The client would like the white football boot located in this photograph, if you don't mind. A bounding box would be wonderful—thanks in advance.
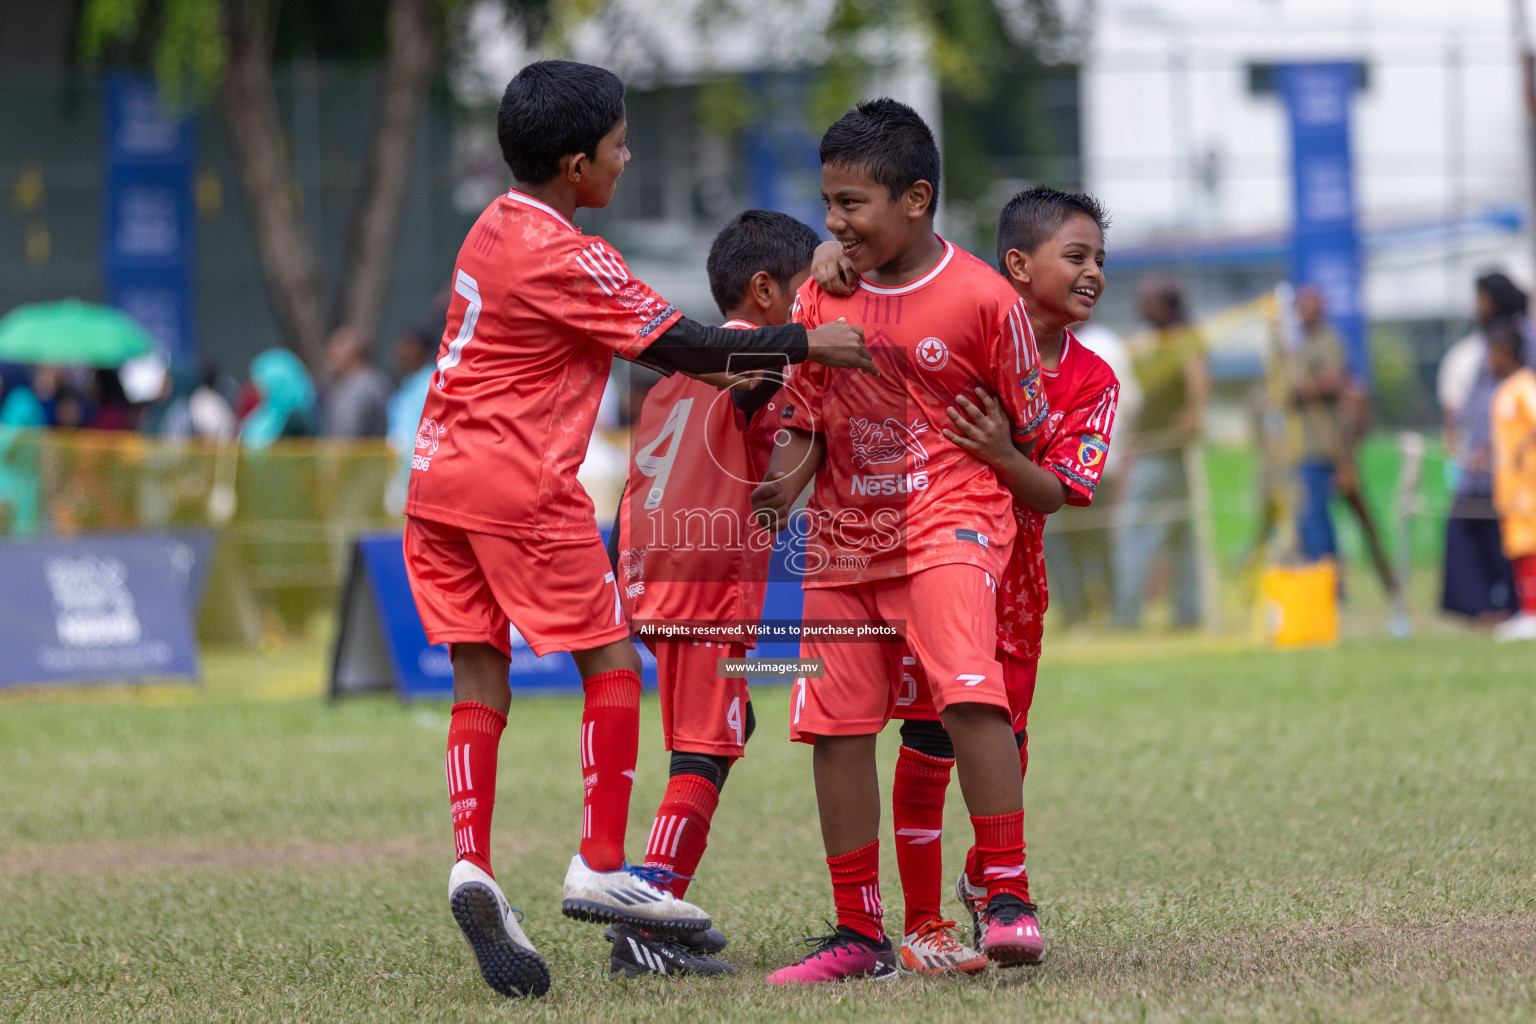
[448,860,550,998]
[560,855,711,935]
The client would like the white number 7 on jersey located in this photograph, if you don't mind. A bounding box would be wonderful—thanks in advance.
[633,397,693,509]
[436,270,481,389]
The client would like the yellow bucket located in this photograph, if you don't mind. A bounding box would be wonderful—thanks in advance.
[1259,560,1340,648]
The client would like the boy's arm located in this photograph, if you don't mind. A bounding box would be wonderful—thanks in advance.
[943,389,1068,514]
[558,240,875,375]
[644,316,874,375]
[751,430,825,532]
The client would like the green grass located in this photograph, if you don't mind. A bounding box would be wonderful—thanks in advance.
[2,636,1534,1022]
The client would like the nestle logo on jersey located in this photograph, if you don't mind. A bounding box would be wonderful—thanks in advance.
[851,472,929,496]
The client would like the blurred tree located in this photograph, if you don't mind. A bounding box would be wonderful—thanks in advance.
[78,0,554,371]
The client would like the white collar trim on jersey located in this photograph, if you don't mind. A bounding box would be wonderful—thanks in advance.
[1041,328,1075,378]
[857,239,955,296]
[505,189,577,231]
[720,318,756,330]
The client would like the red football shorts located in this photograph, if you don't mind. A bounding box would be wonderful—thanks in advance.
[895,647,1038,733]
[789,563,1009,744]
[649,640,752,759]
[403,515,630,658]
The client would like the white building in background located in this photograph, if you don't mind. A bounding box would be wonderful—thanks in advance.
[1083,0,1533,322]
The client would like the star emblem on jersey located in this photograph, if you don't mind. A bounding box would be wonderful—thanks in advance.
[915,336,949,371]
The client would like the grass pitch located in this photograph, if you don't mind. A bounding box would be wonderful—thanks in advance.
[1,635,1533,1022]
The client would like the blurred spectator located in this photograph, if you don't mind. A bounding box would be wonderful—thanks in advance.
[385,324,437,512]
[140,362,202,440]
[189,362,237,440]
[1286,286,1350,561]
[1439,274,1527,621]
[240,349,318,450]
[1043,321,1136,627]
[386,324,436,454]
[91,369,134,430]
[1114,274,1209,629]
[323,327,391,439]
[1487,319,1536,641]
[0,380,46,536]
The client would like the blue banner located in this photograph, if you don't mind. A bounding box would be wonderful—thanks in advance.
[102,74,196,358]
[0,533,201,687]
[1279,62,1367,382]
[334,531,807,701]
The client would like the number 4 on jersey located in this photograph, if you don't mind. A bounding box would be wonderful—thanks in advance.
[633,397,694,509]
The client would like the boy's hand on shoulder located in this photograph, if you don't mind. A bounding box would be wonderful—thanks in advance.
[806,319,878,376]
[811,240,858,296]
[943,387,1017,468]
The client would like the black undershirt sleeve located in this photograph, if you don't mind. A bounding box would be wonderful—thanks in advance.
[636,317,809,375]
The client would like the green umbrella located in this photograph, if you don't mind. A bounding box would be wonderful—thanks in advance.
[0,299,157,367]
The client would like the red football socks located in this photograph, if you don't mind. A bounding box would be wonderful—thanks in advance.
[971,810,1030,903]
[446,701,506,876]
[578,668,642,872]
[642,772,720,898]
[829,840,885,941]
[892,745,953,934]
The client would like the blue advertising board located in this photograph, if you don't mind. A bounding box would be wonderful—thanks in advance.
[1278,62,1367,382]
[331,530,807,701]
[0,533,202,687]
[103,74,196,358]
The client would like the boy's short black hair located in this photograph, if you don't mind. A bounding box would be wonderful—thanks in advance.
[497,60,625,184]
[819,98,941,215]
[995,185,1110,267]
[706,210,821,316]
[1486,315,1526,364]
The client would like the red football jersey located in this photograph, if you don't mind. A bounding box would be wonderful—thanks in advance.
[782,240,1049,588]
[997,329,1120,659]
[616,319,780,642]
[406,189,683,538]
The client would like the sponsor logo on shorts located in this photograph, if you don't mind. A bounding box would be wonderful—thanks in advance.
[956,528,989,548]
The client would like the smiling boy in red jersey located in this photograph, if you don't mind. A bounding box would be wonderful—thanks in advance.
[404,60,872,1000]
[750,99,1050,985]
[604,209,821,978]
[814,185,1120,973]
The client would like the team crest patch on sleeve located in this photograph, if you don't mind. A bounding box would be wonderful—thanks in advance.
[1020,368,1042,402]
[1076,432,1109,468]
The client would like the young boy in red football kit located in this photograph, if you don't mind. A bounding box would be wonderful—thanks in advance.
[749,99,1051,985]
[403,60,871,1000]
[814,186,1119,974]
[604,209,822,978]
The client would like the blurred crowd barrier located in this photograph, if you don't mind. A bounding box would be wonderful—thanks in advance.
[0,425,1463,648]
[0,429,398,644]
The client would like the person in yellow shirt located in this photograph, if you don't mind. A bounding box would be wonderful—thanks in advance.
[1488,318,1536,641]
